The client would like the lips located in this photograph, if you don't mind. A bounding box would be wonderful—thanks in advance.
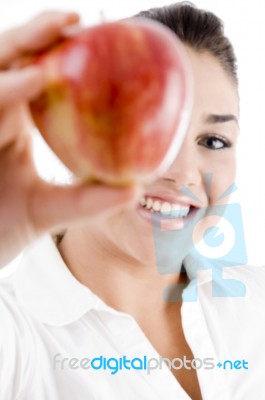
[139,196,190,217]
[137,192,201,230]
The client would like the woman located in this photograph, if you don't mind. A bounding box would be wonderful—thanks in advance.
[0,3,264,400]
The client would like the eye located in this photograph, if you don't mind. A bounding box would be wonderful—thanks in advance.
[198,135,231,150]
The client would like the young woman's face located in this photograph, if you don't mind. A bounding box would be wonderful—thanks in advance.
[90,48,240,262]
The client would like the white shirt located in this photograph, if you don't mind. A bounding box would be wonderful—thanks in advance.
[0,234,264,400]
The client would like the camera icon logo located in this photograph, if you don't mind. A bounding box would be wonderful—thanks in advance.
[191,202,247,267]
[193,216,234,260]
[151,177,247,301]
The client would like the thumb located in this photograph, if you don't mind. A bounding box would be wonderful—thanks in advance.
[29,180,141,234]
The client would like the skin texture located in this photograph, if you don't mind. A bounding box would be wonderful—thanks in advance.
[58,48,239,400]
[0,12,140,268]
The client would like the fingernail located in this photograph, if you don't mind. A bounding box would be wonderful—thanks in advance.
[64,12,80,25]
[61,24,84,38]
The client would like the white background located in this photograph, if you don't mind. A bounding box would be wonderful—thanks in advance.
[1,0,265,270]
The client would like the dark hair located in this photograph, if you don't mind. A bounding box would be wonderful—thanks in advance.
[134,2,238,85]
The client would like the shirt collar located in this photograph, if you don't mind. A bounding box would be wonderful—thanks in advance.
[13,234,112,327]
[12,235,214,327]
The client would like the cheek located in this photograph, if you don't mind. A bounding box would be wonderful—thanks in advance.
[206,157,236,206]
[192,158,237,248]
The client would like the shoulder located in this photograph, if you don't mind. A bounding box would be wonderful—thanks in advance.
[0,276,36,399]
[223,264,265,296]
[182,261,265,312]
[0,275,24,332]
[0,274,28,326]
[191,264,265,316]
[0,274,39,346]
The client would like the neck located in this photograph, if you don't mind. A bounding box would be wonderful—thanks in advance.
[57,224,188,320]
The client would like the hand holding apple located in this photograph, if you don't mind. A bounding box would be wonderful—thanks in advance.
[30,18,192,186]
[0,12,140,268]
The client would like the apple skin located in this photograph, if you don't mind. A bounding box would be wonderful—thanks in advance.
[30,19,192,186]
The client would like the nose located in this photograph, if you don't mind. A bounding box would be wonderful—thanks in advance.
[163,139,202,188]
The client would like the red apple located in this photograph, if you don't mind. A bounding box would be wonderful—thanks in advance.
[30,18,192,186]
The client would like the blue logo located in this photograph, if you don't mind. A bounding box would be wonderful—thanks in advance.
[152,174,247,301]
[216,359,248,370]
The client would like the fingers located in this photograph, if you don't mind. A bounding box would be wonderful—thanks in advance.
[28,180,142,235]
[0,66,44,108]
[0,11,80,108]
[0,11,80,68]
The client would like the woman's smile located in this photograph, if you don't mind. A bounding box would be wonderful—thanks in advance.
[137,192,202,231]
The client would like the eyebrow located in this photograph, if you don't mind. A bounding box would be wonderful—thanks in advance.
[206,114,239,125]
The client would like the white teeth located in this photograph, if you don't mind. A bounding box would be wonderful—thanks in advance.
[146,198,153,209]
[161,202,171,215]
[139,197,146,206]
[171,204,181,216]
[139,197,190,217]
[180,208,190,217]
[153,200,161,212]
[171,204,182,211]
